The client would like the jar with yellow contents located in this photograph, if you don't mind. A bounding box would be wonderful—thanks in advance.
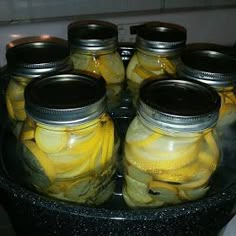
[67,20,125,112]
[5,36,72,137]
[178,47,236,156]
[123,78,221,208]
[126,22,186,105]
[16,73,118,206]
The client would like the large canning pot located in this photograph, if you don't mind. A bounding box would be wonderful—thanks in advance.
[0,51,235,236]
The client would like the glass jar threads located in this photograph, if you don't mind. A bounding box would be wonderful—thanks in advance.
[178,47,236,131]
[5,36,72,137]
[17,73,118,205]
[67,20,125,112]
[126,21,186,105]
[123,78,221,208]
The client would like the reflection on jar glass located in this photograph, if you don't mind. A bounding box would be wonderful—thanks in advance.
[5,36,73,137]
[67,20,125,112]
[17,73,118,206]
[123,78,221,208]
[178,45,236,157]
[126,22,186,106]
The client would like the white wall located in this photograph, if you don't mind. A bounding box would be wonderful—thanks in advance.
[0,7,236,66]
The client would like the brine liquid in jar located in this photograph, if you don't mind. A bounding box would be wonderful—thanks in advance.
[126,21,186,106]
[123,78,221,208]
[68,20,125,113]
[17,73,118,206]
[5,36,72,137]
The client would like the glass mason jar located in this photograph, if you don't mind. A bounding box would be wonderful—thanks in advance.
[178,46,236,156]
[123,78,221,208]
[126,22,187,105]
[67,20,125,112]
[17,73,118,206]
[5,36,73,137]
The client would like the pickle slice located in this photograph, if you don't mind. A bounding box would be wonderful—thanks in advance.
[125,174,152,204]
[159,57,176,74]
[126,117,161,146]
[6,95,15,120]
[204,132,219,157]
[123,186,164,208]
[21,126,35,141]
[153,160,203,183]
[71,53,100,75]
[127,164,153,184]
[35,126,68,153]
[21,141,56,184]
[98,52,125,84]
[127,53,139,80]
[101,119,114,166]
[133,64,156,80]
[93,180,115,205]
[198,151,218,172]
[6,79,25,100]
[137,52,163,71]
[148,181,179,203]
[125,142,198,171]
[179,186,209,201]
[49,151,91,174]
[218,103,236,127]
[177,174,210,190]
[64,177,94,202]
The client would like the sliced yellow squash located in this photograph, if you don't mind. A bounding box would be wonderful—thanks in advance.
[127,164,153,184]
[22,140,56,183]
[126,117,161,146]
[6,95,15,120]
[71,53,100,75]
[148,180,179,203]
[204,131,219,157]
[93,180,115,205]
[35,126,68,153]
[123,186,164,208]
[125,174,152,204]
[64,177,94,201]
[136,52,163,71]
[98,52,125,84]
[126,53,139,80]
[125,141,198,171]
[179,186,209,201]
[159,57,176,75]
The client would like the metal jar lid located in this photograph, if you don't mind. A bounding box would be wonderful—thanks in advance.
[67,20,118,54]
[134,21,186,55]
[179,47,236,88]
[138,78,221,132]
[6,36,72,78]
[24,73,106,125]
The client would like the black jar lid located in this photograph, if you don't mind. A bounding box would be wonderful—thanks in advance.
[179,46,236,87]
[24,73,106,125]
[68,20,118,53]
[134,21,186,55]
[6,36,72,78]
[138,78,221,132]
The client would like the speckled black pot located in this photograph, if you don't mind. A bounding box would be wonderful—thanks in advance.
[0,50,236,236]
[0,127,236,236]
[0,172,235,236]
